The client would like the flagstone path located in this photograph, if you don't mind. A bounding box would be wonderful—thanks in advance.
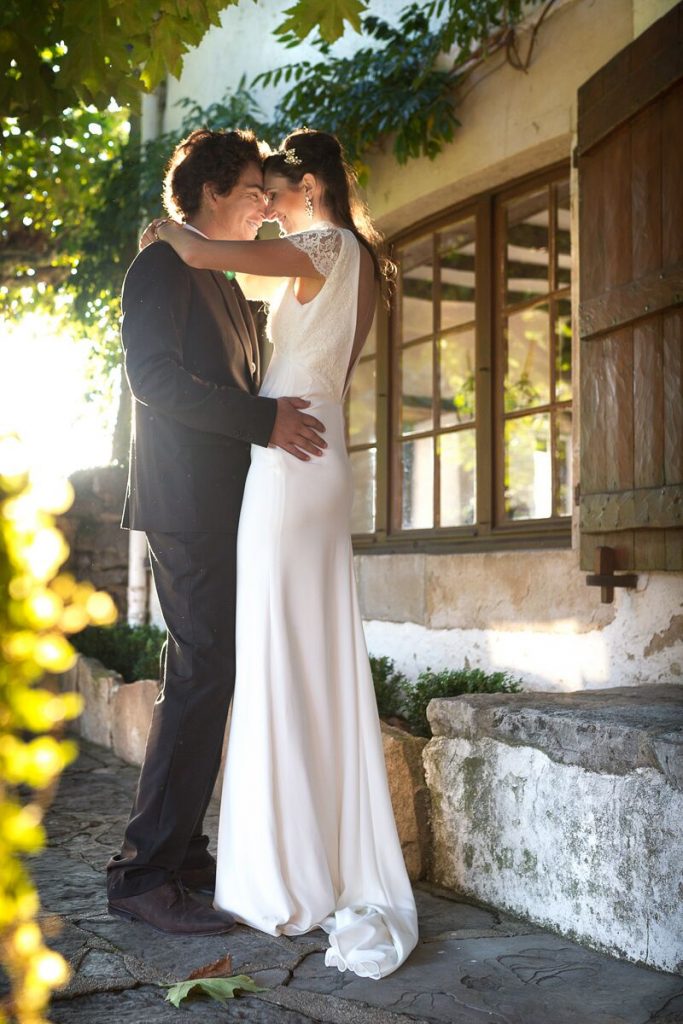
[36,740,683,1023]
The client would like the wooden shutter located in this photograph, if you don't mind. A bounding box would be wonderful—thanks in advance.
[577,1,683,571]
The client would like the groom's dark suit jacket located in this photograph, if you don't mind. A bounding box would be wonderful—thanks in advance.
[120,240,277,533]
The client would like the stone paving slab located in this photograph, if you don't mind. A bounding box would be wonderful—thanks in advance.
[50,987,315,1023]
[29,739,683,1024]
[288,933,683,1023]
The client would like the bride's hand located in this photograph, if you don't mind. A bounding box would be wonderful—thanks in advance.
[139,217,171,250]
[139,217,188,253]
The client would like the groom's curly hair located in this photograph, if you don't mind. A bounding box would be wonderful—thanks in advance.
[163,128,266,220]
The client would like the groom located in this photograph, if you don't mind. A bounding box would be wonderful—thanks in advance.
[106,128,326,935]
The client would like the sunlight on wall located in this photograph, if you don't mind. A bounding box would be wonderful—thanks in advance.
[0,313,115,479]
[363,619,610,692]
[484,627,610,689]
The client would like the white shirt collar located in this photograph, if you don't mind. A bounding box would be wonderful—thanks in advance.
[183,223,209,238]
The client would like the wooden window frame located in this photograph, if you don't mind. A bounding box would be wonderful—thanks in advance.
[353,160,573,555]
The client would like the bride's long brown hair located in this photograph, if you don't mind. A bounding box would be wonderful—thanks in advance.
[264,129,395,296]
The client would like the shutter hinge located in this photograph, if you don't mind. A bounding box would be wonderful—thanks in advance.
[574,482,581,506]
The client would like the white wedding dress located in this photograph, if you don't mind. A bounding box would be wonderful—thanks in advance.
[214,223,418,979]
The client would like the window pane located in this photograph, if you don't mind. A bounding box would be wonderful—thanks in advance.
[439,330,475,426]
[401,437,433,529]
[506,189,549,305]
[363,310,377,356]
[350,448,376,534]
[348,359,376,445]
[504,413,551,520]
[401,341,433,435]
[400,236,433,343]
[439,219,476,329]
[555,180,571,288]
[555,298,572,402]
[440,429,476,527]
[504,304,550,412]
[556,409,572,517]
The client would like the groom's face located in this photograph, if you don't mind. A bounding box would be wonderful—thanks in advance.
[206,162,267,241]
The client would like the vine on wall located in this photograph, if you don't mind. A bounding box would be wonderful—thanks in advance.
[1,0,552,414]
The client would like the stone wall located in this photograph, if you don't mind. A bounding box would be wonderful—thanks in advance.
[424,685,683,973]
[59,466,129,619]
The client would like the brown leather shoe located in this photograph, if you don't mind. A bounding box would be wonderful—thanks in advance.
[179,863,216,894]
[108,880,234,936]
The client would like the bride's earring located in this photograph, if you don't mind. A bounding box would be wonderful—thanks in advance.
[304,192,313,220]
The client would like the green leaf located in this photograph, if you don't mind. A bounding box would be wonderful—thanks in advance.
[275,0,367,44]
[165,975,266,1008]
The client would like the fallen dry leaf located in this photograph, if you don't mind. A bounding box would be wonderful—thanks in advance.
[187,953,233,980]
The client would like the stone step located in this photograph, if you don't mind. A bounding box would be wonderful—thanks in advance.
[425,684,683,973]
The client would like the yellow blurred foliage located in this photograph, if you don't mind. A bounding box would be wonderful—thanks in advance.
[0,435,118,1023]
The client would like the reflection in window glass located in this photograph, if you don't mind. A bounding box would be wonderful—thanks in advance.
[506,190,549,305]
[555,299,572,403]
[504,413,551,520]
[556,410,573,517]
[348,360,376,446]
[350,448,376,534]
[440,430,476,527]
[401,342,433,435]
[555,181,571,288]
[440,331,475,426]
[401,437,433,529]
[362,311,377,357]
[400,236,433,343]
[383,166,572,539]
[439,219,476,329]
[504,305,550,412]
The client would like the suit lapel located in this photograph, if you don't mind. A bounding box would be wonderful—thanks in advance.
[233,280,261,383]
[209,271,254,379]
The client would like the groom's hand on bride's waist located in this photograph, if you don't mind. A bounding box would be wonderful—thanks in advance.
[269,397,327,461]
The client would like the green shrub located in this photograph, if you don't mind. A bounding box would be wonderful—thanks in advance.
[72,623,165,683]
[402,667,523,737]
[369,655,408,720]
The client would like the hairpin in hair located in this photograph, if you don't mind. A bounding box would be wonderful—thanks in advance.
[283,147,302,167]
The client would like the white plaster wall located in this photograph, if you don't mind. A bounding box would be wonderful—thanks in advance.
[160,0,402,134]
[359,552,683,690]
[425,734,683,971]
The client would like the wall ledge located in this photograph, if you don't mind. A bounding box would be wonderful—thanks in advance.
[427,684,683,786]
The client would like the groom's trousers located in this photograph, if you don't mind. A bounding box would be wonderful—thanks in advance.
[106,530,237,898]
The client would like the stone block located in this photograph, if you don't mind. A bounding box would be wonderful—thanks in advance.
[111,679,159,766]
[74,657,121,749]
[427,683,683,781]
[423,549,615,632]
[424,685,683,972]
[381,723,431,881]
[357,553,426,624]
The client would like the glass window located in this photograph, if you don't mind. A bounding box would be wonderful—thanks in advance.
[345,314,378,536]
[500,176,572,524]
[506,190,549,306]
[350,448,376,534]
[400,236,433,343]
[401,437,434,530]
[439,219,476,329]
[392,213,480,531]
[345,164,572,546]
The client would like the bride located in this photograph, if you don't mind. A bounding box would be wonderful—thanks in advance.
[149,128,418,979]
